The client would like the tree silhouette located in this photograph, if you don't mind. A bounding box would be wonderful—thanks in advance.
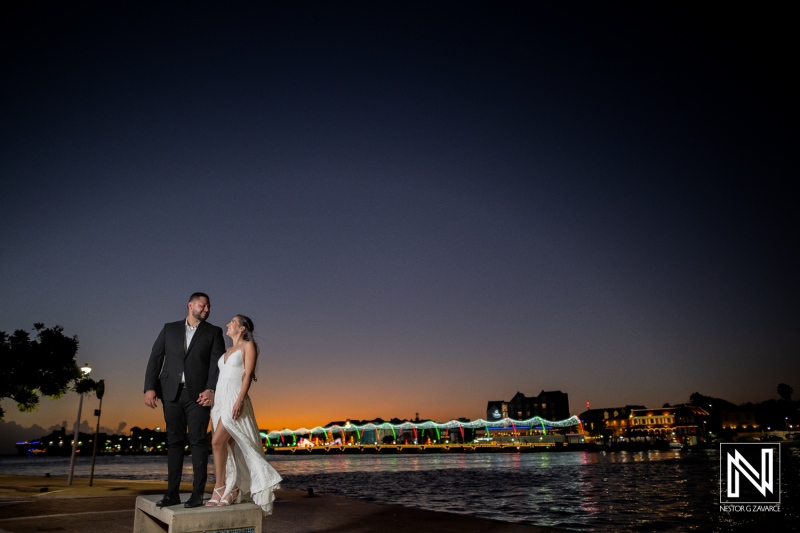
[777,383,793,402]
[0,324,82,419]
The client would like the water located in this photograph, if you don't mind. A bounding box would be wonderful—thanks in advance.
[1,448,797,531]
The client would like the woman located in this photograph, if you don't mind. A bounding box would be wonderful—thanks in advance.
[206,315,282,513]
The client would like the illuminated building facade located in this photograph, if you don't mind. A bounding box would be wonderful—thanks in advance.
[719,406,759,431]
[629,405,710,444]
[579,405,645,441]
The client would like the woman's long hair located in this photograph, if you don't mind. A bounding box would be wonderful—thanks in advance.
[236,314,259,381]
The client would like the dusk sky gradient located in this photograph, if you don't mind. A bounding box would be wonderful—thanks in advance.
[1,3,797,440]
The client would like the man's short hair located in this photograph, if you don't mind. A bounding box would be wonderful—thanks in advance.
[189,292,210,303]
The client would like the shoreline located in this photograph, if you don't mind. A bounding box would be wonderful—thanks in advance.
[0,474,565,533]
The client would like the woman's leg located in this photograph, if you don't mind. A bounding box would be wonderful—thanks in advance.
[208,421,232,505]
[220,437,240,504]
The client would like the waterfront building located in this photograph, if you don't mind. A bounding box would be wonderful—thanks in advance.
[317,417,476,445]
[486,390,570,422]
[578,405,645,442]
[577,404,711,446]
[716,405,763,440]
[628,405,710,445]
[719,406,759,431]
[266,414,582,450]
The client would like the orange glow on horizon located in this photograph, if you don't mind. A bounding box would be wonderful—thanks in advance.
[116,397,485,434]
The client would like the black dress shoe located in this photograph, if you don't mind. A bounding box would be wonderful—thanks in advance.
[184,494,204,508]
[156,495,181,507]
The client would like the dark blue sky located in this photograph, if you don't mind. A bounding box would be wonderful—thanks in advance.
[1,3,796,433]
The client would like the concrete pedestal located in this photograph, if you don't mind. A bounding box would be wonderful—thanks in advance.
[134,494,262,533]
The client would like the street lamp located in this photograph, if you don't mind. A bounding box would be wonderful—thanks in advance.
[67,363,91,486]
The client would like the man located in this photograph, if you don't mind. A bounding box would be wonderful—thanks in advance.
[144,292,225,508]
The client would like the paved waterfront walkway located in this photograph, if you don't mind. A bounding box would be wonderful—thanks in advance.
[0,475,564,533]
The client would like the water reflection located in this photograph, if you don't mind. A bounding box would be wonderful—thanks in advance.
[1,447,796,532]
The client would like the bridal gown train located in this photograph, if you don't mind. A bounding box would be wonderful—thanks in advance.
[210,348,282,514]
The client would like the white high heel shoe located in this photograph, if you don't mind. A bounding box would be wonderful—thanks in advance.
[205,486,225,506]
[219,486,240,506]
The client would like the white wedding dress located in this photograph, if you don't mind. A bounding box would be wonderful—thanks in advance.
[210,348,282,514]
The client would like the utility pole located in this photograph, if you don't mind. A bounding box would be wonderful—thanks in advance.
[89,380,105,486]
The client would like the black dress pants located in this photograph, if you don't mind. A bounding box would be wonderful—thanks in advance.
[163,385,210,497]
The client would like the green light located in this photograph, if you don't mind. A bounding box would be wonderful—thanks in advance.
[263,415,581,443]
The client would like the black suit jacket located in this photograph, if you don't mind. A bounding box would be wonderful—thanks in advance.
[143,320,225,402]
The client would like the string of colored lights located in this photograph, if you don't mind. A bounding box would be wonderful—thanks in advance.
[265,415,581,441]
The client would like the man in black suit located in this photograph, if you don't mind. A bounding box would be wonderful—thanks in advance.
[144,292,225,508]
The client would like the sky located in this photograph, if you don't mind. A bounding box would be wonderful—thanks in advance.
[1,3,797,445]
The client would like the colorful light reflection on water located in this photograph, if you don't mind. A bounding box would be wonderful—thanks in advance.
[1,447,797,531]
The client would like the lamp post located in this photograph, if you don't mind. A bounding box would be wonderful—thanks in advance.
[89,380,105,486]
[67,363,92,486]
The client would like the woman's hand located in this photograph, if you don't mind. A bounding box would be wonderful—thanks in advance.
[232,400,244,420]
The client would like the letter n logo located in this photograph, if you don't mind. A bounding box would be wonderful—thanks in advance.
[720,443,780,504]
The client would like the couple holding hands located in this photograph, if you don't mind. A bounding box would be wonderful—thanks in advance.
[143,292,281,513]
